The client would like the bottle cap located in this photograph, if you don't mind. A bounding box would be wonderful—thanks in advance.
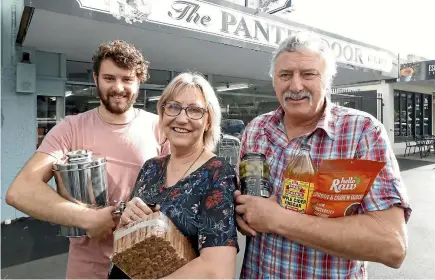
[301,143,311,151]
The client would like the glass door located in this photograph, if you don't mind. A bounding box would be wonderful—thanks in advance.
[423,94,432,135]
[145,89,163,115]
[414,93,422,137]
[36,96,64,149]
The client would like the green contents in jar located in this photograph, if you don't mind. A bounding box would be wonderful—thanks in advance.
[239,160,269,178]
[239,153,271,198]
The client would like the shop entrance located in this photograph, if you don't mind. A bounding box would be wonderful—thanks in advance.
[331,90,384,123]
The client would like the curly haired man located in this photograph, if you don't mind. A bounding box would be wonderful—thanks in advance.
[6,40,168,278]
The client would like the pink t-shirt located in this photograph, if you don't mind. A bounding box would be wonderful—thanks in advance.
[37,108,167,279]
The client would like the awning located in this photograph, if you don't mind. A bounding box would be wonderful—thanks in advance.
[21,0,399,85]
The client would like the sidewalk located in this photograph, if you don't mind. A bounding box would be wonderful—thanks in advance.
[2,158,434,279]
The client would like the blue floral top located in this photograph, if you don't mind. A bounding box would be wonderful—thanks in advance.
[131,155,239,255]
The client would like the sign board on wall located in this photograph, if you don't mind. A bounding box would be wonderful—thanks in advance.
[259,0,293,14]
[426,60,435,80]
[76,0,394,73]
[399,61,423,82]
[399,60,435,82]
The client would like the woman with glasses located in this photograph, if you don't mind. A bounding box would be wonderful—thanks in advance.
[109,72,238,279]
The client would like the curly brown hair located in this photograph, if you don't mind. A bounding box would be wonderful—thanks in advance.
[92,40,149,82]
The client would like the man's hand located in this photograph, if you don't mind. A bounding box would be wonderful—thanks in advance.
[235,192,282,233]
[120,197,160,226]
[234,190,256,236]
[83,206,117,240]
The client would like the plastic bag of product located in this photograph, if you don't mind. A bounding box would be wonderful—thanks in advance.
[112,211,196,279]
[306,159,386,218]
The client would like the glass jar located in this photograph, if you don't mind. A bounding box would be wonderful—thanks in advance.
[239,152,271,198]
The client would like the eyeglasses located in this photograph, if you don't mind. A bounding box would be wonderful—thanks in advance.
[162,103,207,120]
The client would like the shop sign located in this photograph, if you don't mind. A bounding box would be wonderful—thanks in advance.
[77,0,394,72]
[426,60,435,80]
[259,0,293,14]
[399,61,422,82]
[399,60,435,82]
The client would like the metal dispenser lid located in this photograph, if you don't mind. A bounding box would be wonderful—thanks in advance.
[53,149,106,172]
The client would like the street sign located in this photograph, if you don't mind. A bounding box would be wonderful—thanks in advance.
[259,0,292,14]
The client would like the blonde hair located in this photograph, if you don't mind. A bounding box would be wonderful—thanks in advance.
[157,72,221,152]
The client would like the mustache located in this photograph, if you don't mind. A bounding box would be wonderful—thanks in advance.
[108,91,127,97]
[284,91,312,99]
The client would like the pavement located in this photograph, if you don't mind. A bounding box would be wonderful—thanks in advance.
[1,158,434,279]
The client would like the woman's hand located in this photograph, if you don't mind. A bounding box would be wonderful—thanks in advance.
[120,197,160,226]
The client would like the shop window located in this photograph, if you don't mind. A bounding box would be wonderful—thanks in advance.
[394,90,432,142]
[148,69,171,85]
[64,83,146,116]
[210,74,277,137]
[37,96,62,149]
[66,61,93,83]
[218,90,279,138]
[145,89,163,114]
[66,60,172,87]
[423,95,431,135]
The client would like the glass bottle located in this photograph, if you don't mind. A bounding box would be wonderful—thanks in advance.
[280,143,316,213]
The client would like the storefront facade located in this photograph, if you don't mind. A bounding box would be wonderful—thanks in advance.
[1,0,399,221]
[332,59,435,155]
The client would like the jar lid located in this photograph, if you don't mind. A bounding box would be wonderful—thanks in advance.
[66,150,93,162]
[301,144,311,151]
[242,152,266,161]
[53,150,106,171]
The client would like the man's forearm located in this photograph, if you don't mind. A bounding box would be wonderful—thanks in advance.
[7,178,90,229]
[273,206,406,268]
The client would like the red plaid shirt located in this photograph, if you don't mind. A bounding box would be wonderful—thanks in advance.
[239,99,411,279]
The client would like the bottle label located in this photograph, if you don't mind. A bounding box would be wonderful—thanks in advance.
[240,176,271,198]
[280,179,314,213]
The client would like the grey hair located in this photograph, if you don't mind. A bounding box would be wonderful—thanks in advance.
[157,72,221,152]
[269,32,337,88]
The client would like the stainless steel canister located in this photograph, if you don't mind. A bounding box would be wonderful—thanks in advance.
[53,150,108,237]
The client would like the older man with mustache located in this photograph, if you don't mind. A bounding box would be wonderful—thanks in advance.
[234,32,411,279]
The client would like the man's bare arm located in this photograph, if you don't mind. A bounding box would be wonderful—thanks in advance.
[273,206,407,268]
[6,152,95,229]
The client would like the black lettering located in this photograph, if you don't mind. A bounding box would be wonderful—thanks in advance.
[168,1,194,20]
[254,20,269,41]
[343,45,354,61]
[234,17,251,38]
[355,47,364,64]
[169,2,211,27]
[221,11,237,33]
[321,38,330,48]
[331,42,342,59]
[201,15,211,26]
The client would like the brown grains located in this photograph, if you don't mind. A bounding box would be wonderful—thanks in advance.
[112,212,196,279]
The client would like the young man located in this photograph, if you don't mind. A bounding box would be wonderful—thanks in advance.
[6,40,168,278]
[235,32,411,279]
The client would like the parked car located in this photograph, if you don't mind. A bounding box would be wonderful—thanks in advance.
[221,119,245,139]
